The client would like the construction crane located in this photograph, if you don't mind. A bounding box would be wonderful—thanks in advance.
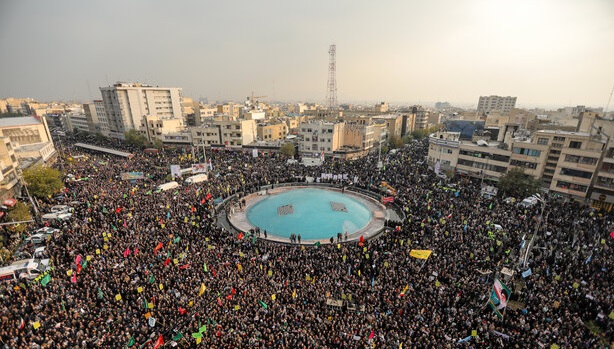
[248,91,267,110]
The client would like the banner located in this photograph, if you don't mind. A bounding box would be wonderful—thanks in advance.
[191,163,207,174]
[252,149,258,158]
[170,165,181,178]
[409,250,432,260]
[120,172,145,180]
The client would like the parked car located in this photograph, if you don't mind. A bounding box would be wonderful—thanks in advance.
[519,196,539,207]
[50,205,73,213]
[24,234,50,245]
[29,227,60,236]
[42,212,73,222]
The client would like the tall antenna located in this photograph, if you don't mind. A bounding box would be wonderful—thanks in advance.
[326,44,338,117]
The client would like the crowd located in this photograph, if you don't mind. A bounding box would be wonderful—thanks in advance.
[0,135,612,349]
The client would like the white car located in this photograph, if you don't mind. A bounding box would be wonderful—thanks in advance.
[25,234,49,245]
[42,212,73,222]
[30,227,60,236]
[50,205,73,213]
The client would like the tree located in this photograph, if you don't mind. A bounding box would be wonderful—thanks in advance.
[389,136,403,149]
[151,138,164,149]
[280,143,296,157]
[5,202,32,234]
[23,165,64,198]
[497,167,541,198]
[124,130,148,148]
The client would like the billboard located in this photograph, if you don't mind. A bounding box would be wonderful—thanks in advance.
[191,163,207,174]
[170,165,181,178]
[120,172,145,180]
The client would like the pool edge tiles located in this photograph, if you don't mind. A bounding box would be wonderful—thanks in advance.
[227,186,387,244]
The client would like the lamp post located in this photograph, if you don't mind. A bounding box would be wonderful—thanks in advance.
[522,194,546,268]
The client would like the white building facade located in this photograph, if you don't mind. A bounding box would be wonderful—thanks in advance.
[100,83,184,139]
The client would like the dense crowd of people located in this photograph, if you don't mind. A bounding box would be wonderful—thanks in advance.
[0,134,612,348]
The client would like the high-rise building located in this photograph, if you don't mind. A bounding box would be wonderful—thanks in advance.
[477,95,517,115]
[100,82,184,139]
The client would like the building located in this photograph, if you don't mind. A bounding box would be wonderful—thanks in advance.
[0,116,53,147]
[190,117,257,148]
[140,115,187,144]
[257,121,288,141]
[67,113,90,133]
[477,95,517,115]
[94,100,110,137]
[298,121,344,156]
[0,137,20,200]
[100,82,184,139]
[413,106,430,130]
[374,102,389,113]
[372,114,403,139]
[427,131,461,172]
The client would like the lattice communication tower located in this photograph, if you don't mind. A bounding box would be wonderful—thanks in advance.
[326,44,338,116]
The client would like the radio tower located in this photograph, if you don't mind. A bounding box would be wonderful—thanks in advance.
[326,44,338,117]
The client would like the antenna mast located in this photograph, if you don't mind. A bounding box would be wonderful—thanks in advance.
[326,44,338,118]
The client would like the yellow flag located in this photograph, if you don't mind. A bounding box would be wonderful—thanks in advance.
[234,305,240,310]
[267,270,273,277]
[159,283,164,290]
[32,321,41,330]
[137,287,143,293]
[196,337,202,344]
[86,255,92,261]
[401,284,409,295]
[271,294,276,301]
[115,294,122,301]
[66,270,73,276]
[96,249,101,255]
[199,283,206,296]
[409,250,432,260]
[148,302,154,309]
[292,289,297,298]
[237,263,243,272]
[103,244,109,250]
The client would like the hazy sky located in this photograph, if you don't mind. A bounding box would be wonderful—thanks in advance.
[1,0,613,109]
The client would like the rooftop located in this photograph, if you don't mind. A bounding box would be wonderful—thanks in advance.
[0,116,42,127]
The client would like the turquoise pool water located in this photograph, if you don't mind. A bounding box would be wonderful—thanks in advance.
[246,188,372,240]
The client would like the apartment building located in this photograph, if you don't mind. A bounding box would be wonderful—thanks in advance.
[372,114,403,139]
[100,82,184,139]
[413,106,430,130]
[298,121,344,156]
[0,116,53,147]
[477,95,517,115]
[94,100,110,137]
[0,137,20,200]
[140,115,186,143]
[257,121,288,141]
[67,113,90,133]
[426,132,461,171]
[190,118,256,147]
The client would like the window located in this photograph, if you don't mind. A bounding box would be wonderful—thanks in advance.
[569,141,582,149]
[556,180,587,192]
[537,138,548,145]
[513,147,541,157]
[510,159,537,169]
[553,136,565,141]
[559,168,592,179]
[552,143,563,148]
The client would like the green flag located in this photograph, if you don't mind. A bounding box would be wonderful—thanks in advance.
[259,300,268,309]
[203,262,208,273]
[173,236,180,244]
[314,241,321,248]
[149,275,155,283]
[172,332,183,341]
[143,299,148,309]
[40,274,51,286]
[146,190,152,195]
[103,207,108,213]
[81,260,88,269]
[198,325,207,333]
[191,332,202,339]
[97,287,104,299]
[173,190,179,195]
[126,336,135,348]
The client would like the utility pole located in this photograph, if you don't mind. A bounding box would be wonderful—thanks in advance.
[522,195,546,268]
[326,44,338,119]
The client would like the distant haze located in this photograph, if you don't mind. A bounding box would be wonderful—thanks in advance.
[1,0,613,109]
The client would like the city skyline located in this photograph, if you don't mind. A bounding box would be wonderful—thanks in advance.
[1,0,613,109]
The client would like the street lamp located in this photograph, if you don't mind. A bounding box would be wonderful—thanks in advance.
[522,193,546,268]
